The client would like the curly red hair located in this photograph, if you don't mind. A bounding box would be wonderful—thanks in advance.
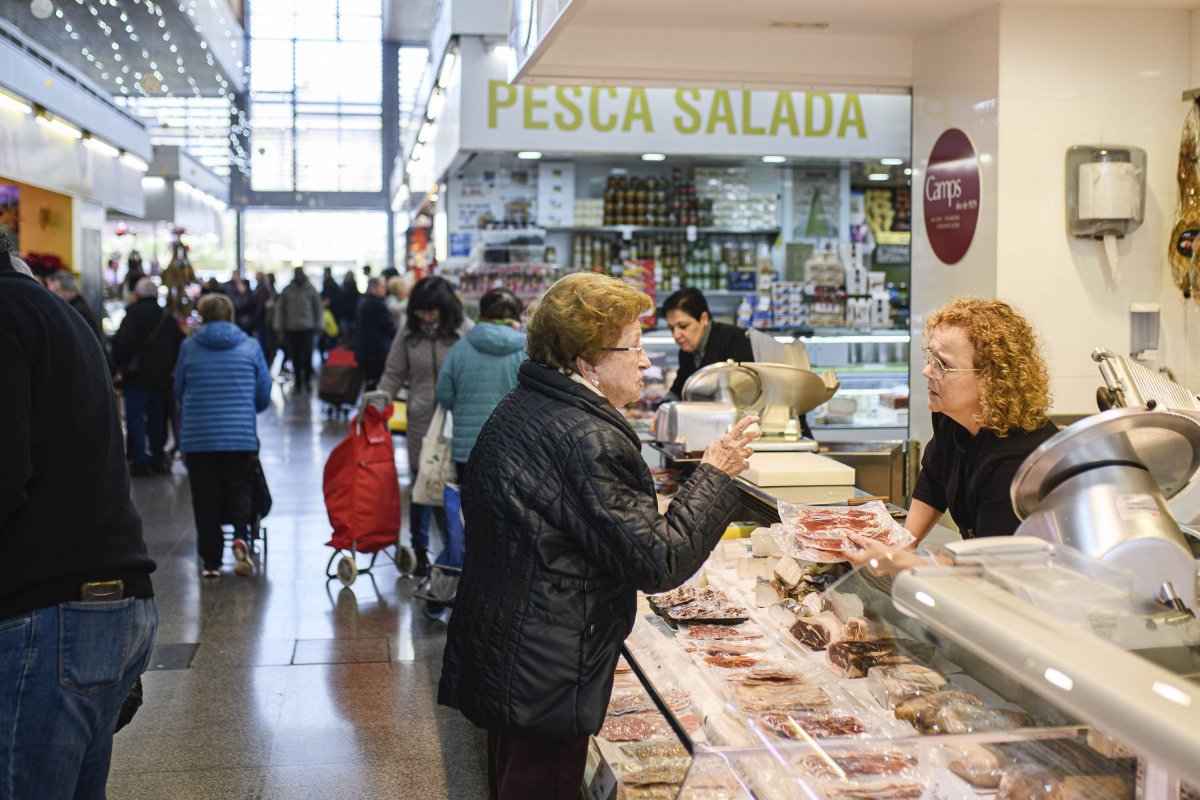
[925,298,1052,436]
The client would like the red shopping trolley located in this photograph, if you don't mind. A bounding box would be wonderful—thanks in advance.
[323,393,415,585]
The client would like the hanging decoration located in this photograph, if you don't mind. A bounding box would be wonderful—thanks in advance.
[1168,104,1200,303]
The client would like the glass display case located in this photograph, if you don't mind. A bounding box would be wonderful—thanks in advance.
[588,535,1199,799]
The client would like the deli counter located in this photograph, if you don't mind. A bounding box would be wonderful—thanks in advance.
[604,409,1200,799]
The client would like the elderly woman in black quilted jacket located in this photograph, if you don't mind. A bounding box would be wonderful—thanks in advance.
[438,272,760,799]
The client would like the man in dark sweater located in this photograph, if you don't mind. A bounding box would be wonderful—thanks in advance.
[0,244,157,797]
[353,276,397,389]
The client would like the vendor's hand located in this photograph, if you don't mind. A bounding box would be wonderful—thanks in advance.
[700,415,762,479]
[844,533,925,575]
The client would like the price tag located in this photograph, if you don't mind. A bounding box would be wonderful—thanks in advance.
[685,224,698,242]
[618,225,635,241]
[921,766,977,800]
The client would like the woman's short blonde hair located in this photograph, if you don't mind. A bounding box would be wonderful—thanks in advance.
[526,273,652,369]
[926,297,1051,436]
[198,292,234,323]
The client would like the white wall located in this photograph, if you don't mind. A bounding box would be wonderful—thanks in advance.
[996,6,1195,413]
[910,7,1001,445]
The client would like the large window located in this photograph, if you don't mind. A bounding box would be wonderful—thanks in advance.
[398,46,429,147]
[243,210,387,274]
[249,0,384,192]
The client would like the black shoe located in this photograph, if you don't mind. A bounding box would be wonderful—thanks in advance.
[414,548,431,577]
[129,463,152,478]
[150,459,171,475]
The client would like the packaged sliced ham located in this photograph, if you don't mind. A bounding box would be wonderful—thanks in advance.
[772,502,915,562]
[793,747,919,780]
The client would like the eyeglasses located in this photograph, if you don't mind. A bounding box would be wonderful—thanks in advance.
[604,345,646,354]
[922,347,979,380]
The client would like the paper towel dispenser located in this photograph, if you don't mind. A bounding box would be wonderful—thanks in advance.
[1065,145,1146,251]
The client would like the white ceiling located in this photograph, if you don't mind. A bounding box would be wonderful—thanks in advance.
[515,0,1200,90]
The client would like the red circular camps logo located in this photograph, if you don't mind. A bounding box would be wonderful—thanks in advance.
[923,128,981,265]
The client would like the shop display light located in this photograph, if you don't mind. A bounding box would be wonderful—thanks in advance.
[880,157,904,166]
[0,88,32,115]
[867,172,889,181]
[517,151,542,160]
[641,153,667,162]
[141,176,167,188]
[761,155,787,164]
[37,112,83,139]
[121,152,150,171]
[84,134,120,158]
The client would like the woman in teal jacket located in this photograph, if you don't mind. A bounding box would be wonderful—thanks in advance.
[436,289,526,479]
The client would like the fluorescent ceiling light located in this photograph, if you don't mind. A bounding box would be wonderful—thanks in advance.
[417,122,434,144]
[641,153,666,162]
[121,153,150,171]
[880,157,904,166]
[84,135,120,158]
[436,50,458,90]
[517,151,542,160]
[761,155,786,164]
[490,44,512,61]
[867,173,889,181]
[0,89,32,115]
[37,113,82,139]
[427,90,445,122]
[141,176,166,188]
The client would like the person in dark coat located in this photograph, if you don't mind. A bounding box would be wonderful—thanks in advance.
[223,274,258,334]
[175,294,272,578]
[0,242,158,799]
[336,271,361,344]
[112,278,184,476]
[438,273,760,800]
[353,277,397,390]
[662,287,755,400]
[46,271,104,344]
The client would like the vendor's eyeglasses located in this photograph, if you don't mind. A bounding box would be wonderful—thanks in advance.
[605,344,646,354]
[922,347,979,380]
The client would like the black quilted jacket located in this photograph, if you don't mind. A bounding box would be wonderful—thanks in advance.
[438,360,741,738]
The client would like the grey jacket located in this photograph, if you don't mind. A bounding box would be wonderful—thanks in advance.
[275,278,322,333]
[379,320,474,473]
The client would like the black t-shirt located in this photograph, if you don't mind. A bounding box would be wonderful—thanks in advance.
[912,412,1059,538]
[669,321,755,398]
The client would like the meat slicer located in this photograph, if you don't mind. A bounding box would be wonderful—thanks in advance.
[654,361,839,453]
[1010,406,1200,612]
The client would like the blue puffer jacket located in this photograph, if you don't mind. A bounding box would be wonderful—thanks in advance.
[436,322,526,464]
[174,321,272,453]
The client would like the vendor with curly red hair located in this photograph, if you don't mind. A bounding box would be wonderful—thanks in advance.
[850,298,1057,565]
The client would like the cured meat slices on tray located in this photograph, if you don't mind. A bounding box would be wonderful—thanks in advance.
[771,501,915,562]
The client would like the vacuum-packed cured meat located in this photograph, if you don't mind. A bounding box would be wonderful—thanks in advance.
[947,744,1007,789]
[620,739,688,761]
[731,682,832,712]
[936,702,1035,735]
[600,712,674,742]
[825,638,907,678]
[893,691,984,733]
[758,711,866,740]
[772,501,916,562]
[789,611,846,650]
[794,748,918,779]
[867,663,949,708]
[703,653,758,669]
[737,663,808,684]
[685,624,761,641]
[647,585,695,609]
[823,782,924,800]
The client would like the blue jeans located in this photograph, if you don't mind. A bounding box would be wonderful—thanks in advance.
[409,496,445,554]
[0,597,157,799]
[123,387,166,466]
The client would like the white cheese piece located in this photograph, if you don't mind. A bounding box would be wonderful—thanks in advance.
[754,578,784,608]
[773,556,804,589]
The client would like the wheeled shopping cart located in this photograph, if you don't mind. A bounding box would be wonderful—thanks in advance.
[323,392,414,586]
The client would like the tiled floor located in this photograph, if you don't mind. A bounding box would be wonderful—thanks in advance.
[107,384,487,799]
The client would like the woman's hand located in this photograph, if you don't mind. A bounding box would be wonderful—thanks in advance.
[700,416,762,479]
[844,533,927,575]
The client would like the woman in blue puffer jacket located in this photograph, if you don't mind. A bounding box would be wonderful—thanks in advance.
[436,289,527,480]
[175,293,272,578]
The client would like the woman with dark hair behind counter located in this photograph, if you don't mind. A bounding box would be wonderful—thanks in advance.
[662,287,755,400]
[847,297,1059,569]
